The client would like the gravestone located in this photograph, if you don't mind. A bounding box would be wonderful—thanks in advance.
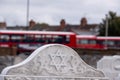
[97,55,120,80]
[115,74,120,80]
[1,44,108,80]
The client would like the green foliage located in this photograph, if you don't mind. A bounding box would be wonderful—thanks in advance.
[99,11,120,36]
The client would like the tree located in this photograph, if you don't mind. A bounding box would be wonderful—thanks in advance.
[99,11,120,36]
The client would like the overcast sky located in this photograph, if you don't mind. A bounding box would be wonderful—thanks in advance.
[0,0,120,26]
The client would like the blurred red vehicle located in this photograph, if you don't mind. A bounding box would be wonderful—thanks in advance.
[0,30,76,53]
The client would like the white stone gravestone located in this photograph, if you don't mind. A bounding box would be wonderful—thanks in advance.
[1,44,108,80]
[115,74,120,80]
[97,55,120,80]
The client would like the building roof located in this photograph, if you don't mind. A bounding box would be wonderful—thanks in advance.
[4,18,100,35]
[6,26,28,30]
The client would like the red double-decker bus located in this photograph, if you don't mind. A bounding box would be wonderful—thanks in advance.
[76,35,120,49]
[76,35,98,49]
[0,30,119,54]
[0,30,76,53]
[97,36,120,49]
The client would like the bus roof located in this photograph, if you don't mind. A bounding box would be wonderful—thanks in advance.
[0,30,76,35]
[97,36,120,40]
[76,35,96,39]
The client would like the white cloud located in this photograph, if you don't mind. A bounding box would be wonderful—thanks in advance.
[0,0,120,26]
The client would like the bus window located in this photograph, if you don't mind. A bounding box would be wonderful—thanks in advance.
[35,35,45,43]
[54,35,63,43]
[23,35,34,42]
[0,35,9,42]
[102,40,115,46]
[11,35,22,42]
[96,40,104,45]
[107,40,115,46]
[53,35,59,42]
[54,35,70,44]
[46,35,52,43]
[116,41,120,48]
[79,39,88,44]
[66,35,70,43]
[35,35,40,42]
[89,40,96,44]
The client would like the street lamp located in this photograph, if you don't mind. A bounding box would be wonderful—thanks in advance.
[26,0,30,27]
[105,14,108,49]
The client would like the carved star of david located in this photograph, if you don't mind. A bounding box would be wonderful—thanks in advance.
[49,49,67,71]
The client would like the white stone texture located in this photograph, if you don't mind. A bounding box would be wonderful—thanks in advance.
[13,54,28,65]
[97,55,120,80]
[1,44,108,80]
[0,56,14,72]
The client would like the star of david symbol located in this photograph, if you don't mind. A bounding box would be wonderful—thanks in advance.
[49,49,67,71]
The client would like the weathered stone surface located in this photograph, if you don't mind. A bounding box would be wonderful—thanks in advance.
[1,44,108,80]
[97,55,120,80]
[0,56,14,73]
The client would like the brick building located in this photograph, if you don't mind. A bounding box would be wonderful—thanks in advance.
[0,22,6,29]
[29,17,99,35]
[5,17,99,35]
